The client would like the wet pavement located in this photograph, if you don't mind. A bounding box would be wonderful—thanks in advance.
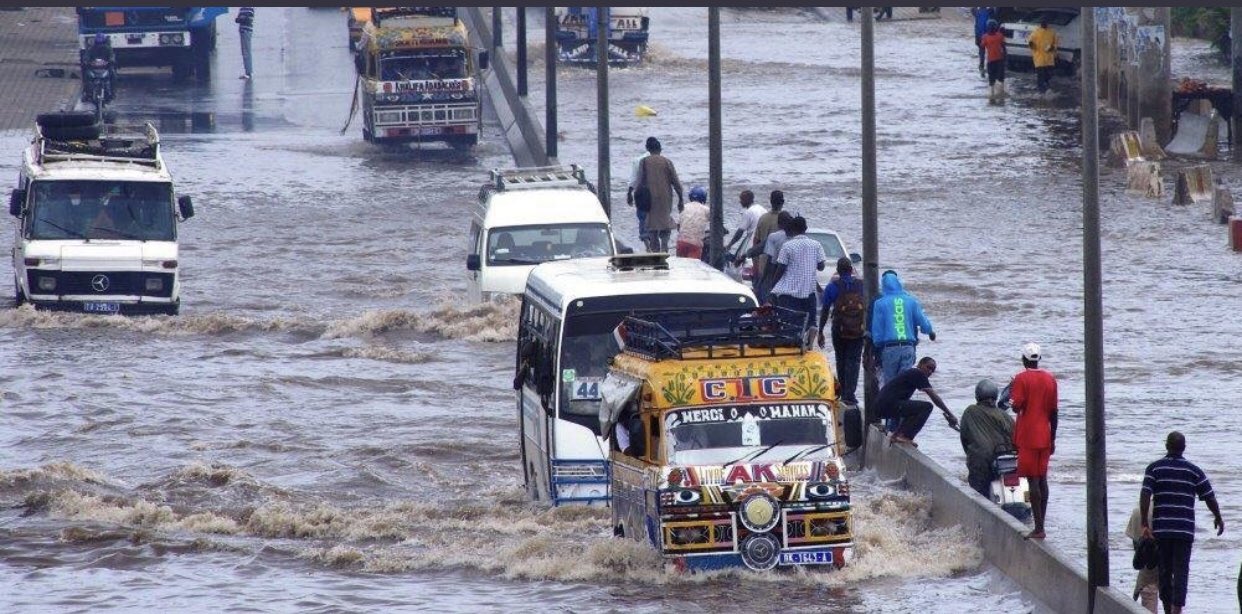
[0,6,1238,612]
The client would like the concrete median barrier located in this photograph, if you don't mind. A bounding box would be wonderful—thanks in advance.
[460,8,549,167]
[1125,161,1163,198]
[1109,131,1144,166]
[1165,112,1220,159]
[862,426,1146,614]
[1171,164,1214,206]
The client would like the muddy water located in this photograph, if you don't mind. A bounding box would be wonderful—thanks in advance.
[1,6,1236,611]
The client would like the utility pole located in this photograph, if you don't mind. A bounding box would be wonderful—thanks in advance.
[516,8,527,97]
[860,5,879,461]
[707,7,724,270]
[1233,8,1241,160]
[1080,8,1109,613]
[595,7,611,217]
[492,7,502,51]
[545,6,558,161]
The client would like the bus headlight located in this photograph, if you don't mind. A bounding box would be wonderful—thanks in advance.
[145,277,164,292]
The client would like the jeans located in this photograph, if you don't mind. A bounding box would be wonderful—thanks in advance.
[976,39,985,71]
[773,293,817,340]
[1156,537,1192,608]
[239,28,254,76]
[880,343,916,430]
[1036,65,1053,93]
[831,333,864,405]
[647,229,671,252]
[881,399,932,440]
[636,209,647,246]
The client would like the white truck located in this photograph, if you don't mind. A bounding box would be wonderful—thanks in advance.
[9,114,195,315]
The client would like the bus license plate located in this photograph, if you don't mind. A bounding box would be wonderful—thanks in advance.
[83,302,120,314]
[780,551,832,566]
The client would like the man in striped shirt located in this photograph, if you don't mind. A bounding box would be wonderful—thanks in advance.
[1140,431,1225,614]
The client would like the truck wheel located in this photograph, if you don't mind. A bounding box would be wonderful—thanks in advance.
[163,301,180,316]
[362,127,373,143]
[843,406,863,450]
[193,41,212,83]
[14,279,25,307]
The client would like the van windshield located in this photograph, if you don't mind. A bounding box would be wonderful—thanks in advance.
[28,180,174,241]
[488,223,612,266]
[666,403,833,465]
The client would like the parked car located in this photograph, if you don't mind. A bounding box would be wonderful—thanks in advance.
[726,228,861,290]
[1001,7,1081,75]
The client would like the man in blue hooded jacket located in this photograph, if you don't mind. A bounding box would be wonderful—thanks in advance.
[972,7,994,78]
[870,269,935,394]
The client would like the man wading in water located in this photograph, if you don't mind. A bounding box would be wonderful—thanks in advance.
[1010,343,1057,539]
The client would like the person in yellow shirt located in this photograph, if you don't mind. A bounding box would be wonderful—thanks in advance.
[1028,18,1059,95]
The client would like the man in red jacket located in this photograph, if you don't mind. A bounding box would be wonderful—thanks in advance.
[1010,342,1058,539]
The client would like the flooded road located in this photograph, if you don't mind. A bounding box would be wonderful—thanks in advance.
[0,6,1237,612]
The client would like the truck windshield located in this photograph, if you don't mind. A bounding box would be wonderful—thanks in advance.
[380,50,466,81]
[666,403,833,465]
[28,180,175,241]
[79,8,187,29]
[487,223,612,266]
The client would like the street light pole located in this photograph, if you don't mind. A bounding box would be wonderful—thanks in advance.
[1232,8,1241,159]
[707,7,724,270]
[516,8,527,97]
[596,7,611,217]
[492,7,502,51]
[1080,7,1109,613]
[860,6,879,461]
[545,6,558,161]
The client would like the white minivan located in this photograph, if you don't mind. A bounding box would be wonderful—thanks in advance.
[466,165,618,302]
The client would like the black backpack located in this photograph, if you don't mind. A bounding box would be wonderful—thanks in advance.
[832,277,866,339]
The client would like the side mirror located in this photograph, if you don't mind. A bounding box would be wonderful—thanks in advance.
[478,50,489,70]
[177,195,195,220]
[849,252,862,264]
[9,189,26,217]
[466,254,481,271]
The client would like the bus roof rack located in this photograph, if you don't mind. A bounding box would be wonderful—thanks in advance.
[609,252,669,271]
[490,164,590,191]
[33,121,161,169]
[620,306,808,360]
[372,7,457,26]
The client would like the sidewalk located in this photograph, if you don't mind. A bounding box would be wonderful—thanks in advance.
[0,7,81,132]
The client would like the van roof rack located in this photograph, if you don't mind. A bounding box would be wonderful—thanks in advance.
[490,164,590,191]
[33,122,161,169]
[620,307,808,360]
[608,252,669,271]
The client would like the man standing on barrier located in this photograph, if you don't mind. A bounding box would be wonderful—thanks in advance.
[1010,342,1057,540]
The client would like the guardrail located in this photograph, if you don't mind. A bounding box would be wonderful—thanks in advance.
[861,426,1146,614]
[459,7,549,167]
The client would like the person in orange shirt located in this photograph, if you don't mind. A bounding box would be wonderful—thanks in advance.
[1028,18,1059,95]
[979,19,1007,101]
[1010,342,1058,539]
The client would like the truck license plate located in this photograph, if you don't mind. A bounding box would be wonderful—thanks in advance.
[780,550,832,566]
[83,301,120,314]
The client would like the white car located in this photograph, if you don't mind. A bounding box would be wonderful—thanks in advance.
[1002,7,1081,75]
[727,227,861,290]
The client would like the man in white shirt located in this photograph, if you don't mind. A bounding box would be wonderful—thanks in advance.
[724,190,765,253]
[768,215,826,343]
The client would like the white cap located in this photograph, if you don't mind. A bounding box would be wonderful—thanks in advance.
[1022,342,1041,361]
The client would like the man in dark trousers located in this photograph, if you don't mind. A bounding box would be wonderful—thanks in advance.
[1140,431,1225,614]
[236,6,255,79]
[1010,342,1057,539]
[873,357,958,446]
[817,257,865,407]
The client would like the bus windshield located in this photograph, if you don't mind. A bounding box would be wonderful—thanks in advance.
[28,180,175,241]
[488,223,612,266]
[666,403,833,465]
[380,50,466,81]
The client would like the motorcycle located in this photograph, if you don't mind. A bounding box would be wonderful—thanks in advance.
[989,445,1032,521]
[84,58,113,122]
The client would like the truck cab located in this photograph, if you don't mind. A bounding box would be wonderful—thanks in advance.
[9,116,195,315]
[354,7,486,148]
[467,165,616,303]
[76,7,227,82]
